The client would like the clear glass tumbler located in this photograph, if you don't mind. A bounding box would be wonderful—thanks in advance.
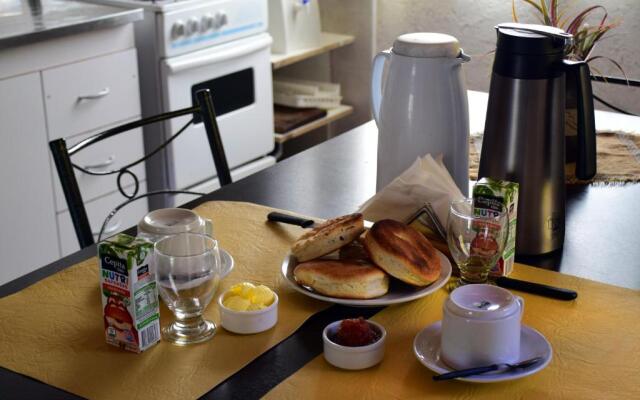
[154,233,221,345]
[447,198,509,286]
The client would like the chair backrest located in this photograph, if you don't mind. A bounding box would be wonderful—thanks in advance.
[49,89,232,249]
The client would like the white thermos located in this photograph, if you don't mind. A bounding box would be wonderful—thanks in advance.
[371,33,471,194]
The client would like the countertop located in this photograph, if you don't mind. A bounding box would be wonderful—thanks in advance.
[0,0,142,49]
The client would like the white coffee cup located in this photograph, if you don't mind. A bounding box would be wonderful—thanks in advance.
[440,284,524,370]
[137,208,213,243]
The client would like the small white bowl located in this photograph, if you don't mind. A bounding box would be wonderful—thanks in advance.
[322,319,386,370]
[217,290,278,334]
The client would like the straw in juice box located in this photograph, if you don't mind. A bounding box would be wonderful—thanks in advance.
[472,178,519,277]
[99,233,160,353]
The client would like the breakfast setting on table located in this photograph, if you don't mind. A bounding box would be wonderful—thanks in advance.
[1,0,640,399]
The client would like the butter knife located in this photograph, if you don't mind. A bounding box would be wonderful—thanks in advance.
[495,276,578,301]
[267,212,315,228]
[267,212,373,229]
[432,356,543,381]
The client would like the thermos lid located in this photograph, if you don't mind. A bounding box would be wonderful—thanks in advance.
[496,23,571,55]
[393,32,460,58]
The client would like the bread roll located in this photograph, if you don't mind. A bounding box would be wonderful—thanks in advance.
[293,260,389,299]
[291,213,364,262]
[338,240,370,261]
[363,219,441,286]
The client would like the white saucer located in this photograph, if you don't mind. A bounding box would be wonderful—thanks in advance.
[220,249,234,278]
[413,321,552,383]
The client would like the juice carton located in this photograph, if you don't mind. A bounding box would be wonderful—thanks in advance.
[98,233,160,353]
[472,178,519,277]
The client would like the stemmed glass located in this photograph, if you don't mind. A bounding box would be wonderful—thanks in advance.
[154,233,221,345]
[447,198,509,287]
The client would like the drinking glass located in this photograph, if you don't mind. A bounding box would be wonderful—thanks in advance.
[154,233,221,345]
[447,198,508,286]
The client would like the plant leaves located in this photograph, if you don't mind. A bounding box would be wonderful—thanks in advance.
[566,5,606,34]
[587,55,629,82]
[512,0,519,22]
[539,0,551,25]
[550,0,559,26]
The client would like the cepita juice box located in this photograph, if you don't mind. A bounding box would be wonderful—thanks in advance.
[472,178,519,277]
[98,233,160,353]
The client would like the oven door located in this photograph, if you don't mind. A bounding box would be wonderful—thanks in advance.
[161,33,274,190]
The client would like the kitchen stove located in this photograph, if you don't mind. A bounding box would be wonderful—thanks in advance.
[90,0,275,208]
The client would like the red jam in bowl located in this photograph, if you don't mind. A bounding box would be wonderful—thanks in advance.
[334,318,380,347]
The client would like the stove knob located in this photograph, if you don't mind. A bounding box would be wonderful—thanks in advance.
[171,20,185,40]
[218,11,228,28]
[213,11,228,30]
[201,13,214,32]
[186,17,200,36]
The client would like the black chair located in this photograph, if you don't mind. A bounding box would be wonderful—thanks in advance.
[50,89,232,249]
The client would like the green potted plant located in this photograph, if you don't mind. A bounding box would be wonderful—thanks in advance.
[512,0,622,70]
[511,0,637,116]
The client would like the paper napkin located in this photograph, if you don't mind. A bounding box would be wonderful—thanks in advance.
[358,154,464,228]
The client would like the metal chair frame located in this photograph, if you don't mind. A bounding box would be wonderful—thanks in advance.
[50,89,232,249]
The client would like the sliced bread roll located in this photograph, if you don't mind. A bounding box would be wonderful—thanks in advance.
[291,213,364,262]
[293,260,389,299]
[364,219,441,286]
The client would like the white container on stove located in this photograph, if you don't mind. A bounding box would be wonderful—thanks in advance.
[268,0,322,54]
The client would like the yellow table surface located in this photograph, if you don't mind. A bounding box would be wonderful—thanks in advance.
[0,201,328,400]
[265,264,640,399]
[2,201,639,399]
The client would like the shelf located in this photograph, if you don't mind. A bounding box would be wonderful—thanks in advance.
[274,104,353,143]
[270,32,355,70]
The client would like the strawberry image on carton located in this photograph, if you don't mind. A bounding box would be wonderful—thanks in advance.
[99,234,160,353]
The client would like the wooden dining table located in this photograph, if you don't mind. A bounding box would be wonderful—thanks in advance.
[1,120,639,399]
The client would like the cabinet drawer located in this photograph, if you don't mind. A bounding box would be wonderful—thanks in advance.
[53,124,146,212]
[57,182,148,257]
[43,49,141,139]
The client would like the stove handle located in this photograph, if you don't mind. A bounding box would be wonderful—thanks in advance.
[165,34,273,74]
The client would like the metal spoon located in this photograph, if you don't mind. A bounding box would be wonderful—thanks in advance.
[432,356,543,381]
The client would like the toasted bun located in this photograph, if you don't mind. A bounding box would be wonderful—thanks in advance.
[338,240,370,261]
[293,260,389,299]
[363,219,441,286]
[292,213,365,262]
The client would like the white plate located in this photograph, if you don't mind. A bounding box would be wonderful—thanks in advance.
[413,321,552,383]
[281,249,452,306]
[220,248,234,278]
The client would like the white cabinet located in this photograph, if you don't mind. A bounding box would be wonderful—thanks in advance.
[52,126,146,210]
[0,24,144,284]
[57,182,148,256]
[43,49,141,139]
[0,73,59,285]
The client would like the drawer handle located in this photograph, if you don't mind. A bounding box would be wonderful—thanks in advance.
[93,219,122,236]
[77,87,110,101]
[83,155,115,172]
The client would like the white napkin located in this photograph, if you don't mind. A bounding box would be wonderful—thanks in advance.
[358,154,464,226]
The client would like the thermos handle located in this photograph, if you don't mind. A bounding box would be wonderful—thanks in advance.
[564,60,597,180]
[371,50,391,124]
